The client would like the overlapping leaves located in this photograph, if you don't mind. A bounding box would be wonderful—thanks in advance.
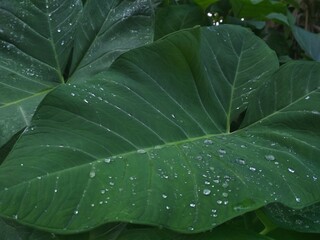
[0,25,319,235]
[0,0,153,148]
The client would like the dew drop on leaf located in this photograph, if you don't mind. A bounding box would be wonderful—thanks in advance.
[288,168,295,173]
[189,203,196,208]
[249,167,256,172]
[204,139,213,145]
[203,189,211,196]
[89,171,95,178]
[265,154,275,161]
[235,158,246,165]
[218,149,226,154]
[137,149,146,154]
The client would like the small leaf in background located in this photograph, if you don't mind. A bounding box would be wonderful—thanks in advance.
[290,26,320,62]
[193,0,220,10]
[264,202,320,233]
[155,3,207,40]
[230,0,286,20]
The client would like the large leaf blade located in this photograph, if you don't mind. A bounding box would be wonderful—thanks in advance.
[0,25,319,234]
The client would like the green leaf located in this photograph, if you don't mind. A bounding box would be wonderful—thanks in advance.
[193,0,220,10]
[155,4,207,40]
[0,217,57,240]
[263,202,320,233]
[113,225,274,240]
[0,0,81,148]
[69,0,154,82]
[230,0,286,20]
[0,25,319,234]
[0,0,154,149]
[290,27,320,62]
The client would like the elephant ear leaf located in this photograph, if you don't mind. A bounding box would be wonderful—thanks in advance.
[0,0,154,149]
[0,0,82,148]
[0,25,319,234]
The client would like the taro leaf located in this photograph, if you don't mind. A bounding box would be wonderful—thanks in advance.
[0,0,154,150]
[230,0,286,20]
[0,0,82,148]
[193,0,220,10]
[68,0,154,82]
[155,4,207,40]
[0,217,59,240]
[291,27,320,62]
[113,225,274,240]
[263,202,320,233]
[0,25,319,234]
[268,228,320,240]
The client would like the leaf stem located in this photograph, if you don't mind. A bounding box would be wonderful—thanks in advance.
[255,209,278,235]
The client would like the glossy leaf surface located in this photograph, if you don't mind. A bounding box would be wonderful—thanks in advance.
[69,0,154,82]
[0,25,319,234]
[0,0,80,147]
[0,0,154,149]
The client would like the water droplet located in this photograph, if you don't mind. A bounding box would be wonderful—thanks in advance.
[13,214,18,219]
[249,167,256,172]
[162,194,167,199]
[84,99,89,103]
[217,200,222,204]
[222,192,228,197]
[89,171,95,178]
[203,189,211,196]
[305,96,310,100]
[204,180,210,185]
[188,226,194,231]
[218,149,226,154]
[104,158,111,163]
[235,158,246,165]
[222,182,228,188]
[265,155,275,161]
[295,197,301,203]
[240,144,246,148]
[189,203,196,208]
[204,139,213,145]
[74,210,79,215]
[109,182,114,186]
[288,168,295,173]
[71,93,75,97]
[61,40,65,46]
[57,29,61,33]
[171,114,176,118]
[101,190,105,194]
[195,155,203,160]
[91,203,95,207]
[20,163,24,167]
[165,206,170,210]
[54,189,58,193]
[137,149,146,154]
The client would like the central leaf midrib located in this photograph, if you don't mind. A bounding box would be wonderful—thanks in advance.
[226,42,243,133]
[45,0,65,83]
